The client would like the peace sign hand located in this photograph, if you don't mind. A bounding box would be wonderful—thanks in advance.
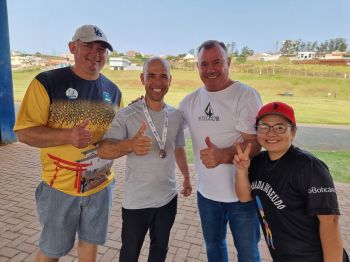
[233,143,252,170]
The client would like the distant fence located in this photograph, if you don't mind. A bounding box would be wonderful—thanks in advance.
[168,61,350,79]
[232,64,350,79]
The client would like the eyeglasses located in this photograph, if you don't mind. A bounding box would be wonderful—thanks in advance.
[256,123,293,134]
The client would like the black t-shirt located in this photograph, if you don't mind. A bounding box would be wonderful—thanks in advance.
[249,146,340,261]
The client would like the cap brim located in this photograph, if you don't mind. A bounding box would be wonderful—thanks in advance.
[103,42,113,52]
[78,37,113,51]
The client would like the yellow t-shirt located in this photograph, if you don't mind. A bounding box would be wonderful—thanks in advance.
[14,67,123,196]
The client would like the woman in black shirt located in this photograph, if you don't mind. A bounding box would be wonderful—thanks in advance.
[234,101,349,262]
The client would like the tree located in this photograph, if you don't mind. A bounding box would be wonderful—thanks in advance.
[317,40,328,52]
[338,41,347,52]
[177,53,186,59]
[281,38,347,54]
[280,40,292,55]
[236,55,247,63]
[235,46,254,64]
[317,38,347,52]
[165,55,177,62]
[280,40,300,55]
[299,41,306,52]
[109,51,120,57]
[311,41,318,52]
[226,41,237,56]
[334,38,347,52]
[188,48,195,56]
[135,53,144,59]
[240,46,254,57]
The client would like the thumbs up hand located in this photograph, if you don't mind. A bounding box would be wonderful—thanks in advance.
[200,136,220,168]
[69,119,92,148]
[132,122,152,156]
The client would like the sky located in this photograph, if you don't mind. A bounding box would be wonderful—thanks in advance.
[6,0,350,56]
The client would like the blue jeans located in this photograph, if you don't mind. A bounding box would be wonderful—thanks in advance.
[197,192,261,262]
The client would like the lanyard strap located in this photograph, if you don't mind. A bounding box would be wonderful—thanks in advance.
[141,98,168,150]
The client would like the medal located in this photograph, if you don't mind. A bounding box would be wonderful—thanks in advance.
[159,149,167,159]
[142,98,168,159]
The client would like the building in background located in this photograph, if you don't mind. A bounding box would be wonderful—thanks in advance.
[109,57,131,70]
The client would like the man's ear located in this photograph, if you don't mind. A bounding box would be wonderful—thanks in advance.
[227,56,232,67]
[68,41,76,54]
[140,73,145,85]
[169,75,172,85]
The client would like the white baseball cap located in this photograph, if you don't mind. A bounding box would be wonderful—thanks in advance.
[71,25,113,51]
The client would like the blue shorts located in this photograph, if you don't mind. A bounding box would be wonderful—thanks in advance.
[35,180,115,258]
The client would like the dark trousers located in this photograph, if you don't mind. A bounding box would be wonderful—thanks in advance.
[119,195,177,262]
[344,249,349,262]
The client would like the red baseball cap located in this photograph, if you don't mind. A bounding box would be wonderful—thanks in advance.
[256,102,296,125]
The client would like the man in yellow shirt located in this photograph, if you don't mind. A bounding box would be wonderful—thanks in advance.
[14,24,123,261]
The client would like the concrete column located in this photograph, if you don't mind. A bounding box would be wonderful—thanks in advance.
[0,0,16,144]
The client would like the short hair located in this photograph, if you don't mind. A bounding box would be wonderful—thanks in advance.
[197,40,228,56]
[142,57,170,77]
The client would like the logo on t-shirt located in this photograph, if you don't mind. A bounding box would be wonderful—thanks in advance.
[308,186,336,194]
[66,88,78,99]
[251,180,286,209]
[103,91,112,103]
[198,102,220,121]
[255,196,275,250]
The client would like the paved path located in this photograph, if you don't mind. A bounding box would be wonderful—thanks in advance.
[294,124,350,151]
[0,143,349,261]
[184,124,350,151]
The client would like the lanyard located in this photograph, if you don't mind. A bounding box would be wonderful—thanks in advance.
[141,98,168,158]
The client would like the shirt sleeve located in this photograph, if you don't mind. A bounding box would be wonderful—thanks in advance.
[178,98,189,129]
[297,158,340,216]
[235,87,262,134]
[119,97,124,109]
[13,78,50,131]
[103,110,128,140]
[175,112,185,147]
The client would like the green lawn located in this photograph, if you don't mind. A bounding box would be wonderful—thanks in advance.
[12,67,350,124]
[311,151,350,183]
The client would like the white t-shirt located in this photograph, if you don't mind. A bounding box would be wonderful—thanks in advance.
[179,81,262,202]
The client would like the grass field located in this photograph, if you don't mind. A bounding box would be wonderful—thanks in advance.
[312,151,350,183]
[12,66,350,124]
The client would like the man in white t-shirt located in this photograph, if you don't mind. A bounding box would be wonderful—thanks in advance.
[179,40,262,262]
